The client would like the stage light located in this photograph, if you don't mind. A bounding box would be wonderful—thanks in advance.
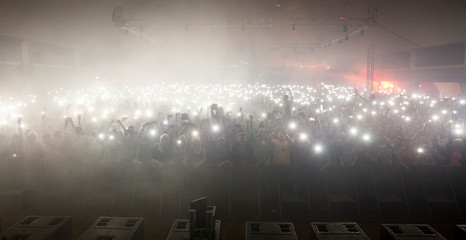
[212,125,219,132]
[417,147,424,154]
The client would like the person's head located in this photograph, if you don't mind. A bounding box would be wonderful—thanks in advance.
[257,128,267,139]
[453,138,464,152]
[190,138,202,150]
[75,127,84,136]
[127,126,136,136]
[238,132,248,144]
[216,137,226,146]
[178,135,187,145]
[26,131,38,144]
[159,134,170,149]
[283,95,289,101]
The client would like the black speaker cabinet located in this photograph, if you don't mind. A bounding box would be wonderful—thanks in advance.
[0,215,72,240]
[78,217,143,240]
[455,225,466,240]
[246,222,298,240]
[310,222,371,240]
[380,224,445,240]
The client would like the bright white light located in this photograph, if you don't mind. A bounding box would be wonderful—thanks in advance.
[145,110,153,117]
[455,129,463,135]
[299,133,307,140]
[405,116,411,122]
[109,135,115,140]
[212,125,220,132]
[163,120,168,125]
[362,134,370,142]
[289,122,297,130]
[442,110,448,115]
[417,147,424,154]
[262,113,266,117]
[314,144,323,153]
[150,129,156,136]
[192,130,199,137]
[357,114,363,120]
[432,115,439,121]
[98,133,105,140]
[350,128,358,136]
[333,118,339,124]
[177,140,182,145]
[460,100,465,105]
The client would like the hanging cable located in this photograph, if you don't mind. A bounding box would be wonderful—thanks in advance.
[376,20,423,47]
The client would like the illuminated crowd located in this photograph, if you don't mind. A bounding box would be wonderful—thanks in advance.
[0,82,465,172]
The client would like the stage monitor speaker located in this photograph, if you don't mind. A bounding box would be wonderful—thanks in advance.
[310,222,370,240]
[246,222,298,240]
[380,224,446,240]
[455,225,466,240]
[166,197,220,240]
[0,215,72,240]
[166,219,221,240]
[78,217,143,240]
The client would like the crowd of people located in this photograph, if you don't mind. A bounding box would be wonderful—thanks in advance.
[0,83,465,174]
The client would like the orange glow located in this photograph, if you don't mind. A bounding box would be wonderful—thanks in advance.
[380,81,397,89]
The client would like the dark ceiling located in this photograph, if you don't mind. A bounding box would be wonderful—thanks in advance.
[1,0,465,80]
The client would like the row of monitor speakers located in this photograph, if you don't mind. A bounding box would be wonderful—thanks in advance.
[0,215,465,240]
